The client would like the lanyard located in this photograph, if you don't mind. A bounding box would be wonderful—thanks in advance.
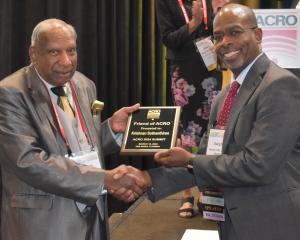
[178,0,208,30]
[202,0,208,30]
[42,80,92,155]
[69,80,92,146]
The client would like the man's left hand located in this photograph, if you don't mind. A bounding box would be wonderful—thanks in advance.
[109,103,140,133]
[154,147,194,167]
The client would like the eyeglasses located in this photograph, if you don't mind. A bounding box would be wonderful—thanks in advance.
[212,26,257,45]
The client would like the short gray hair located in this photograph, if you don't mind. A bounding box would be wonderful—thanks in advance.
[31,18,77,46]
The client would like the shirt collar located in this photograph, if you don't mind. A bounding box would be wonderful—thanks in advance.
[33,67,71,98]
[34,67,56,90]
[235,52,263,86]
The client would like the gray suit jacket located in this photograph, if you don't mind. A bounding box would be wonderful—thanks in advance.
[0,65,119,240]
[148,54,300,240]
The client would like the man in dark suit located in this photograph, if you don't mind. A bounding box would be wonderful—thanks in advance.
[117,3,300,240]
[0,19,147,240]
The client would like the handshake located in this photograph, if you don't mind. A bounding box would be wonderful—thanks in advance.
[104,165,152,203]
[104,145,194,203]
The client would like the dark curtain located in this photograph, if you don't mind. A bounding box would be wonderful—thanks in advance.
[0,0,166,214]
[0,0,166,115]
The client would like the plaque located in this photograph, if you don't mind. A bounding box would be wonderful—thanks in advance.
[121,106,181,155]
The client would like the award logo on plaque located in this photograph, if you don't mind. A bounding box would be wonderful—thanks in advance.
[121,106,181,155]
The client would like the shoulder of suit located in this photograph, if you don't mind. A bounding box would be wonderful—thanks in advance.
[267,62,300,84]
[0,65,32,90]
[72,71,96,94]
[73,71,91,81]
[72,71,94,85]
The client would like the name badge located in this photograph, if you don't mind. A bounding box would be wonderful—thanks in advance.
[67,148,101,169]
[206,129,225,155]
[203,129,225,221]
[194,37,217,71]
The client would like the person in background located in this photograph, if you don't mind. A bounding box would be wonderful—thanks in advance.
[0,19,147,240]
[155,0,228,218]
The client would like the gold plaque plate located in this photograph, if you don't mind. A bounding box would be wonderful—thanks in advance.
[121,106,181,155]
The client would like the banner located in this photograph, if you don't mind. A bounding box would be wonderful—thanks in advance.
[254,9,300,68]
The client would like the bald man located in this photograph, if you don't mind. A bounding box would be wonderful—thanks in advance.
[139,3,300,240]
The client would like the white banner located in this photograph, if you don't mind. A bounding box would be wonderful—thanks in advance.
[254,9,300,68]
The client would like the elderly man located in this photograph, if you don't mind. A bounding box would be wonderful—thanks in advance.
[0,19,147,240]
[115,3,300,240]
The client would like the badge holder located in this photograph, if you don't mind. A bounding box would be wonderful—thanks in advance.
[66,147,101,169]
[194,36,217,71]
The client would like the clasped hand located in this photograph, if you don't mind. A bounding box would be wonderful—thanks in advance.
[188,0,204,33]
[192,0,204,25]
[104,165,151,203]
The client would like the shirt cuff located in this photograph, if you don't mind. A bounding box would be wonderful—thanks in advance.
[107,118,124,146]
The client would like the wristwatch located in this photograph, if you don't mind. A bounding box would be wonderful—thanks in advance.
[186,154,195,174]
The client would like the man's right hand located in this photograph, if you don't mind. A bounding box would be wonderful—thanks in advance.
[188,0,204,33]
[104,165,151,202]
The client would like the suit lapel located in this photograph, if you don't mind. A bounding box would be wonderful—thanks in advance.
[222,54,270,152]
[26,66,104,162]
[26,65,64,151]
[27,66,57,129]
[71,78,93,141]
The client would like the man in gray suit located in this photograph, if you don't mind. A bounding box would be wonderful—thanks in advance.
[115,3,300,240]
[0,19,148,240]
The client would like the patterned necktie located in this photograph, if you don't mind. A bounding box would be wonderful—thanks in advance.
[51,86,74,119]
[216,81,240,128]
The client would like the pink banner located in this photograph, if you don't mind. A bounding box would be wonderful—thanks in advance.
[254,9,300,68]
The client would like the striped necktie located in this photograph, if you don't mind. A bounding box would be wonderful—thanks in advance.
[51,86,75,119]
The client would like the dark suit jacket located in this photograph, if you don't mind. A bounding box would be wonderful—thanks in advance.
[0,65,119,240]
[148,54,300,240]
